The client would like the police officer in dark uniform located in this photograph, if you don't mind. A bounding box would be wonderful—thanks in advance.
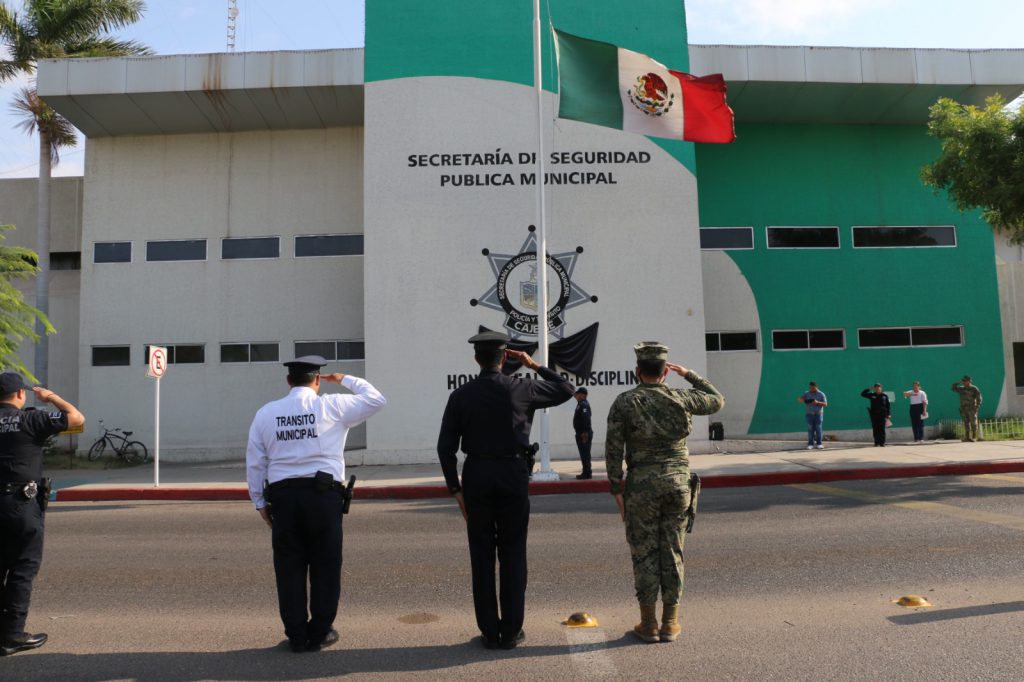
[0,372,83,656]
[573,387,593,480]
[861,383,891,446]
[437,331,574,650]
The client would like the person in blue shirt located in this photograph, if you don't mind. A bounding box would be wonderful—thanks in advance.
[798,381,827,449]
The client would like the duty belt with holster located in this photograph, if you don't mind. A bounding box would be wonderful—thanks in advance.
[264,471,357,514]
[0,478,52,511]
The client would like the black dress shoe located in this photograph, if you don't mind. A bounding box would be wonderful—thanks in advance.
[1,633,47,656]
[575,473,593,480]
[499,630,525,650]
[307,628,339,652]
[289,638,306,653]
[479,634,499,649]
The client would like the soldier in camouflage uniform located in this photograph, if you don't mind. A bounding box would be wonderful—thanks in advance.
[951,375,983,442]
[605,342,724,643]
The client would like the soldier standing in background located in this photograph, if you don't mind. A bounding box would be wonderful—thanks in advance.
[605,342,724,644]
[952,375,983,441]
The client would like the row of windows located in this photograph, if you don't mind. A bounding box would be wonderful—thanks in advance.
[706,326,964,352]
[92,340,365,367]
[699,226,958,250]
[94,235,364,263]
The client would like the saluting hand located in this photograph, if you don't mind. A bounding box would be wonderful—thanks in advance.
[320,373,346,384]
[666,362,690,377]
[505,349,540,371]
[32,386,56,403]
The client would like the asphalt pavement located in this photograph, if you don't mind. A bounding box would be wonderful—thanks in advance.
[6,476,1024,680]
[47,437,1024,501]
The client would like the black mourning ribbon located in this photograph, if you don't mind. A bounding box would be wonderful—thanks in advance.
[478,322,599,377]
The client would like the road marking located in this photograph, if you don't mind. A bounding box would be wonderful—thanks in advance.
[792,483,1024,532]
[565,628,619,678]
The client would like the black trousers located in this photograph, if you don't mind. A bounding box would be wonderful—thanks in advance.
[0,495,44,641]
[575,431,593,475]
[269,486,344,646]
[869,412,887,445]
[909,403,925,441]
[462,457,530,642]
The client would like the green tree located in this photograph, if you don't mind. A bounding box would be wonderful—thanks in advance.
[922,95,1024,243]
[0,223,53,379]
[0,0,149,385]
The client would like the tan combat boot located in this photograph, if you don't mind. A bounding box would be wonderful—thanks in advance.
[659,603,681,642]
[633,603,660,643]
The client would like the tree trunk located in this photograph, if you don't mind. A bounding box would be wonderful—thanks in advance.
[34,130,51,386]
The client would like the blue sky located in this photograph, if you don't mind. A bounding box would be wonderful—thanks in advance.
[1,0,1023,178]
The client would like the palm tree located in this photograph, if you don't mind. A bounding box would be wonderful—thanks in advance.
[0,0,150,386]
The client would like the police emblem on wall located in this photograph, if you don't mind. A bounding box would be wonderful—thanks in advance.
[471,226,597,339]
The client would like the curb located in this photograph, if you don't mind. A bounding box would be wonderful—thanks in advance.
[52,459,1024,502]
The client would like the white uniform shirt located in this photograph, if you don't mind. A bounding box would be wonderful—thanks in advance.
[246,376,386,509]
[907,389,928,405]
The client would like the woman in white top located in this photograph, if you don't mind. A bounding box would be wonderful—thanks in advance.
[903,381,928,442]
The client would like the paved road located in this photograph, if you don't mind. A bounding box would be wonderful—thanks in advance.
[5,475,1024,680]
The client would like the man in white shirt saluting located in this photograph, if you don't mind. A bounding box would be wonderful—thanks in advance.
[246,355,386,653]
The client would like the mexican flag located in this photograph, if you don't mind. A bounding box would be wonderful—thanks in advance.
[554,29,736,144]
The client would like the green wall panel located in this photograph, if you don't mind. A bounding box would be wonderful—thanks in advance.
[697,123,1004,433]
[365,0,696,173]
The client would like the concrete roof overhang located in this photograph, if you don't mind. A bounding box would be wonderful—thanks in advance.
[35,45,1024,136]
[689,45,1024,124]
[36,49,364,137]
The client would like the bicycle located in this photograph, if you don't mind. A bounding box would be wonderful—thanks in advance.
[87,420,149,464]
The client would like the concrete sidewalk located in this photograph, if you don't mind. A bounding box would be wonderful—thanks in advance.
[49,438,1024,502]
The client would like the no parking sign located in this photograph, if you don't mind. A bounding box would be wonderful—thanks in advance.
[147,346,168,378]
[146,346,167,486]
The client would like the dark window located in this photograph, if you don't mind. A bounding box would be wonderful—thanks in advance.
[699,228,753,250]
[705,334,720,352]
[295,235,363,257]
[250,343,279,362]
[146,344,205,364]
[859,328,912,348]
[767,227,840,249]
[146,239,207,262]
[772,331,808,350]
[809,330,845,349]
[222,237,280,260]
[853,226,957,248]
[719,332,757,351]
[220,344,250,363]
[1014,343,1024,389]
[910,327,963,346]
[337,341,365,360]
[51,252,81,270]
[92,346,130,366]
[295,341,336,360]
[94,241,131,263]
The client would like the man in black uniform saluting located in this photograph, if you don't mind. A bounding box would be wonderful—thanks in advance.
[437,331,574,650]
[0,372,84,656]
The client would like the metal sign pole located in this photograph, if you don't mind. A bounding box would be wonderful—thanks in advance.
[154,376,160,487]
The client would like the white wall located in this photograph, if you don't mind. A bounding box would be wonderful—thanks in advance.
[78,128,365,460]
[364,77,708,463]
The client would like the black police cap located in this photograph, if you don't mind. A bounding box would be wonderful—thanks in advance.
[283,355,328,375]
[468,331,510,348]
[0,372,27,394]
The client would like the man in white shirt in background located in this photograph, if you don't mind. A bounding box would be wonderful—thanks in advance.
[903,381,929,443]
[246,355,386,653]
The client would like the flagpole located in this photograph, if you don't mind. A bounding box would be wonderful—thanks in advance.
[532,0,557,481]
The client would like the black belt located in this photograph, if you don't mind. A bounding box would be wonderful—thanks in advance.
[467,453,523,461]
[0,482,33,495]
[269,477,342,492]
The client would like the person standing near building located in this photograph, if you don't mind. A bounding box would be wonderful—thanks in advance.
[861,383,891,446]
[606,342,724,644]
[573,387,593,480]
[246,356,386,653]
[902,381,929,443]
[0,373,84,656]
[798,381,827,450]
[437,331,574,650]
[951,375,983,442]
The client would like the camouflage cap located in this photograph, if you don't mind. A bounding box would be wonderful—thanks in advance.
[634,341,669,362]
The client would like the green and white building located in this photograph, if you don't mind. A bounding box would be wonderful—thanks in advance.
[2,0,1024,461]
